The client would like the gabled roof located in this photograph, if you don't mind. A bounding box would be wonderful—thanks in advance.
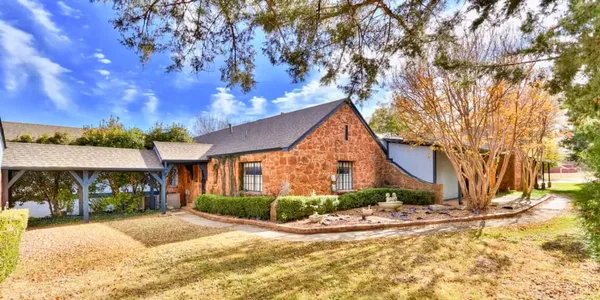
[2,121,83,140]
[153,141,212,162]
[2,142,164,171]
[195,99,347,156]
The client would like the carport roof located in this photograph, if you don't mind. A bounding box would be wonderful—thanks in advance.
[2,121,84,140]
[1,142,164,171]
[153,141,212,162]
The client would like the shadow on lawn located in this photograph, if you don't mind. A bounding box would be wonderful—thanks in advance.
[541,234,590,262]
[91,233,508,299]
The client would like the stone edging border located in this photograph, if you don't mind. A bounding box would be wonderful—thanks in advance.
[183,194,554,234]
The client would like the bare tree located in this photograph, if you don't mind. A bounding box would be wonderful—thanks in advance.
[391,29,544,210]
[193,114,231,136]
[514,86,558,200]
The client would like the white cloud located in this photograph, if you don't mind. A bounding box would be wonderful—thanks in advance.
[144,92,159,115]
[248,96,267,115]
[272,75,346,112]
[16,0,69,41]
[96,69,110,77]
[0,20,71,110]
[210,87,246,116]
[93,52,111,64]
[122,87,138,103]
[57,1,82,19]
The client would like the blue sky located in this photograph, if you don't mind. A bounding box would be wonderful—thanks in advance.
[0,0,385,134]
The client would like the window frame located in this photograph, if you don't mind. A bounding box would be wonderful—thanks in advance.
[344,125,349,141]
[242,162,263,192]
[336,161,353,191]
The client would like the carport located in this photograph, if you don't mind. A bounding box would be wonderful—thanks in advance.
[1,142,174,222]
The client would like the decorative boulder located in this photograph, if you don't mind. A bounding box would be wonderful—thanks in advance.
[427,204,449,212]
[308,214,324,223]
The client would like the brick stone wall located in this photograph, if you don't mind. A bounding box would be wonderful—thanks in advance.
[173,164,204,206]
[498,154,522,192]
[205,103,443,203]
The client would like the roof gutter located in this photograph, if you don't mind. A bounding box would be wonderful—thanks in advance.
[206,147,282,158]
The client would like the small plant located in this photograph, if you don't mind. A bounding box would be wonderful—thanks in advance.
[276,195,338,222]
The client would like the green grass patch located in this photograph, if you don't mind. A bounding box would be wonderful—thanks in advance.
[548,182,585,198]
[27,210,158,229]
[495,182,585,200]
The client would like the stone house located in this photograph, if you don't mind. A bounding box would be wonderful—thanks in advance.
[0,100,445,210]
[1,100,547,211]
[185,99,443,204]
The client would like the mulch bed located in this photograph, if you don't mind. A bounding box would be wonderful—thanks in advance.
[287,204,519,228]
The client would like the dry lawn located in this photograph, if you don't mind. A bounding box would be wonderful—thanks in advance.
[1,213,599,299]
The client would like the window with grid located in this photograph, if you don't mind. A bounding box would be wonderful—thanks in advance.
[336,161,353,190]
[242,162,262,192]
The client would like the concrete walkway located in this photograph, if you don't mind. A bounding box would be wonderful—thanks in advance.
[171,195,570,242]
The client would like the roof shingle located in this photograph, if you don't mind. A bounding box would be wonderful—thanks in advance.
[194,99,346,156]
[2,121,83,141]
[2,142,163,171]
[153,141,212,162]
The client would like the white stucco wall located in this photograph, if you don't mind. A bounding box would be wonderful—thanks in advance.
[387,143,435,183]
[436,152,459,200]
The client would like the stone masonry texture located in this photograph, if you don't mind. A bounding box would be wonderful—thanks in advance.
[201,103,443,203]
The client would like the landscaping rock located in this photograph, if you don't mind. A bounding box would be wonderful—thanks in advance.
[427,204,449,212]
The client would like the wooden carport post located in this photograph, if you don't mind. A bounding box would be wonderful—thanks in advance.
[150,164,172,214]
[1,170,25,210]
[69,170,100,222]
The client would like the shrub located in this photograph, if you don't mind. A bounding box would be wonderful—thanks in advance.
[0,209,28,283]
[338,188,435,210]
[276,195,338,222]
[573,183,600,260]
[93,193,144,213]
[195,195,275,220]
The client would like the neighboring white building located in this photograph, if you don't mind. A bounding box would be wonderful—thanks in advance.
[383,137,460,201]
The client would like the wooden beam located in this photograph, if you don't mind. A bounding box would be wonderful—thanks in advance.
[77,182,83,216]
[89,171,101,183]
[1,169,8,210]
[69,170,84,186]
[6,170,25,189]
[149,172,162,185]
[149,181,156,210]
[161,168,168,214]
[82,170,90,222]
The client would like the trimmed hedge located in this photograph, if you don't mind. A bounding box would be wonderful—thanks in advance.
[276,195,338,222]
[195,195,275,220]
[337,188,435,210]
[1,209,28,283]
